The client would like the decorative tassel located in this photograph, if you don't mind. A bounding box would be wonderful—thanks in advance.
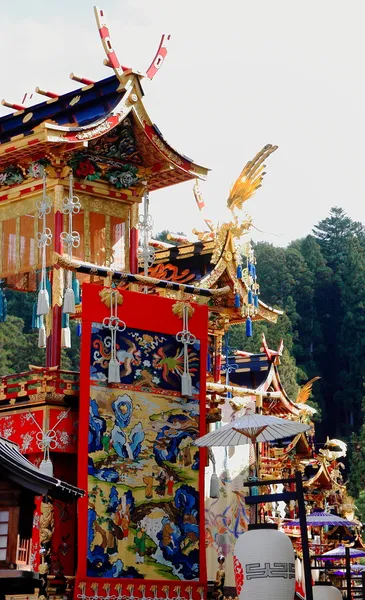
[37,288,49,316]
[253,294,259,308]
[76,322,82,337]
[61,326,71,349]
[37,172,52,317]
[39,458,53,477]
[38,322,46,349]
[248,475,259,496]
[234,293,240,308]
[61,172,81,315]
[209,473,220,499]
[248,262,253,275]
[209,449,220,498]
[108,358,121,383]
[61,313,71,348]
[32,302,41,329]
[72,274,81,304]
[181,373,192,397]
[102,289,125,384]
[176,304,196,397]
[248,289,253,305]
[0,290,7,323]
[236,264,243,279]
[252,265,256,279]
[46,276,52,306]
[246,316,253,337]
[63,286,76,314]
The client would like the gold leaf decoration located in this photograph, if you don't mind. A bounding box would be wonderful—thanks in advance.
[227,144,278,213]
[296,376,320,404]
[99,287,123,308]
[172,301,195,319]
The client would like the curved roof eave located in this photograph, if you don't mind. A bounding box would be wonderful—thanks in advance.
[0,73,209,181]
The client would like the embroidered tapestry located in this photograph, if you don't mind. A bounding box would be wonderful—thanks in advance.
[77,285,207,599]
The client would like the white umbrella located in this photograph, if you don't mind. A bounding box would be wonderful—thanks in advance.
[321,545,365,560]
[286,511,357,527]
[195,413,310,447]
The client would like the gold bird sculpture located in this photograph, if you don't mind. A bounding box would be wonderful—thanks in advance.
[227,144,278,213]
[296,376,320,405]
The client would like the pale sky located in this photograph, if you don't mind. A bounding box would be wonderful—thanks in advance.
[1,0,364,245]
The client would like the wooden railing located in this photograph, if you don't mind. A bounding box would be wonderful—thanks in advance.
[16,535,32,570]
[0,366,79,406]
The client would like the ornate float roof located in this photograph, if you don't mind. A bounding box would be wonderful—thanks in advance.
[0,7,208,193]
[148,230,282,325]
[222,354,300,417]
[220,337,319,420]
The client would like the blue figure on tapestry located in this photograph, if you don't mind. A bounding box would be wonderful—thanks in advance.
[89,399,106,452]
[111,394,145,459]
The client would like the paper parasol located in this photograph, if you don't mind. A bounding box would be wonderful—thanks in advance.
[321,545,365,560]
[194,413,310,447]
[286,511,357,528]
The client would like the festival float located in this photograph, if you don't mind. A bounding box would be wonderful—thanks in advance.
[0,6,362,600]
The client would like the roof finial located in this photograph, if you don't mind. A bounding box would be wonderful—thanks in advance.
[93,5,170,81]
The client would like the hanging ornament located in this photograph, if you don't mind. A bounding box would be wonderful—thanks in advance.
[76,321,82,337]
[236,264,243,279]
[222,333,238,396]
[38,316,46,349]
[61,313,71,349]
[0,286,7,323]
[173,302,196,397]
[36,172,52,317]
[28,408,71,477]
[208,448,220,499]
[137,187,155,293]
[241,241,260,338]
[60,172,81,316]
[32,302,40,329]
[246,316,253,337]
[101,289,126,383]
[72,273,81,304]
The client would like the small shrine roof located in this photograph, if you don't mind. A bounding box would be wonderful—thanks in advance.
[148,236,282,325]
[0,436,83,500]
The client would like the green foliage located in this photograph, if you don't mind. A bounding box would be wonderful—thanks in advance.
[0,315,45,376]
[355,491,365,528]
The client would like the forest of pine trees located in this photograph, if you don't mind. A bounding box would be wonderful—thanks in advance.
[1,207,365,496]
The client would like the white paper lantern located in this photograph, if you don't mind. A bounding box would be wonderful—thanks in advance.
[312,582,342,599]
[233,524,295,600]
